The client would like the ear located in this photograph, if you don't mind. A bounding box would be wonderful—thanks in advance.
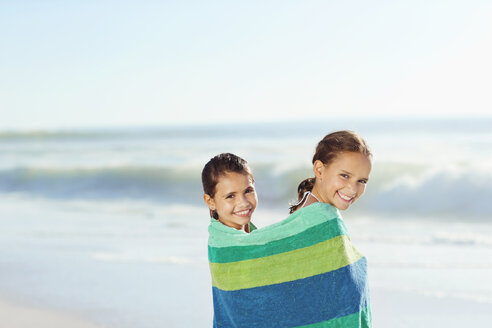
[313,160,325,179]
[203,194,216,211]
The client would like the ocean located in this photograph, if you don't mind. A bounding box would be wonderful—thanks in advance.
[1,118,491,327]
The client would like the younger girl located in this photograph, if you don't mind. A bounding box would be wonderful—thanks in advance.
[290,130,372,213]
[202,153,257,233]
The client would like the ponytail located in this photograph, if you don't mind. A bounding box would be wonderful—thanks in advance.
[289,177,315,214]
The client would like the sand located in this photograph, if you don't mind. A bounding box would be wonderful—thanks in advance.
[2,288,491,327]
[0,298,105,328]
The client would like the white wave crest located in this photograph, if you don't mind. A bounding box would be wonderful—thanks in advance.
[360,164,492,218]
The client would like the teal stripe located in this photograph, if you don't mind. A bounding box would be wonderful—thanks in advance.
[207,202,341,248]
[297,306,372,327]
[209,217,349,263]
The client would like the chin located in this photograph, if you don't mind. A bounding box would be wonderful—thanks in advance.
[335,203,350,211]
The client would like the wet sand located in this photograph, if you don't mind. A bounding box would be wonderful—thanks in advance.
[0,298,105,328]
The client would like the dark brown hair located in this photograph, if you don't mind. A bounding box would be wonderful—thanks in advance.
[201,153,254,219]
[289,130,372,213]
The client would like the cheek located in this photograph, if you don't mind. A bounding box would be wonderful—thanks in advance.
[217,200,232,211]
[247,193,258,206]
[319,181,330,193]
[324,178,339,190]
[357,185,366,195]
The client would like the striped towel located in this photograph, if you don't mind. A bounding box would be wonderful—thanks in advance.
[208,202,372,327]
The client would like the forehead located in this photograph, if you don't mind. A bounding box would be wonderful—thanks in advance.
[330,152,372,175]
[215,172,254,192]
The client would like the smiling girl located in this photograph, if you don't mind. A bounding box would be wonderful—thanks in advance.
[290,130,372,213]
[202,153,257,233]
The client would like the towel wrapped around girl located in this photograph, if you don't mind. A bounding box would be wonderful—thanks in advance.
[208,202,372,328]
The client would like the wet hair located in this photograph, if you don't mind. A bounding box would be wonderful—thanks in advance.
[289,130,372,214]
[201,153,254,219]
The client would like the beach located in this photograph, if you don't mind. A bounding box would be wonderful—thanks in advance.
[1,119,491,327]
[1,196,491,327]
[0,298,103,328]
[1,288,491,328]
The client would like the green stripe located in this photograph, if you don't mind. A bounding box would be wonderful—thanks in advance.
[210,235,363,291]
[209,218,348,263]
[297,306,372,327]
[208,202,341,248]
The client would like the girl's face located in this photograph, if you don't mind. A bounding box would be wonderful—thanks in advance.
[313,152,371,210]
[204,172,257,230]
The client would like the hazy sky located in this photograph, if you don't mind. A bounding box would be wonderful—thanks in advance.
[1,0,491,130]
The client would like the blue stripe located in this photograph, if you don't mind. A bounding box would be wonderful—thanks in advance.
[212,257,369,328]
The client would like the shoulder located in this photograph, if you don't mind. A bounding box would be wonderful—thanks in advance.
[208,218,252,248]
[296,202,341,221]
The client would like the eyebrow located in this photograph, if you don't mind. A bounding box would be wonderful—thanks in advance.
[340,169,369,181]
[221,186,254,198]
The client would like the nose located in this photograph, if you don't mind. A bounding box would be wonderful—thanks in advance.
[237,194,251,207]
[346,182,358,195]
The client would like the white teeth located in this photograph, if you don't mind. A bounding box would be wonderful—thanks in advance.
[338,192,353,201]
[234,209,250,215]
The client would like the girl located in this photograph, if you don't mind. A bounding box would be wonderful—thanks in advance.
[290,130,372,213]
[202,153,257,233]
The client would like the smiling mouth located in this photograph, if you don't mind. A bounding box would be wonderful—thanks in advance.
[337,192,354,203]
[234,209,252,217]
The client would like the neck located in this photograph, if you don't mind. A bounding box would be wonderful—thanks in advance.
[311,184,325,204]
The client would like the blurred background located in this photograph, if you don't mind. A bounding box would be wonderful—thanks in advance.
[1,1,491,327]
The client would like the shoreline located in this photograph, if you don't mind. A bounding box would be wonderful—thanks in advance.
[371,287,492,327]
[1,287,491,327]
[0,297,104,328]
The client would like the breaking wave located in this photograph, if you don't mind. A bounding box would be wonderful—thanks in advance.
[1,162,491,218]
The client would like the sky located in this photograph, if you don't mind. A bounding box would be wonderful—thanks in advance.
[1,0,491,130]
